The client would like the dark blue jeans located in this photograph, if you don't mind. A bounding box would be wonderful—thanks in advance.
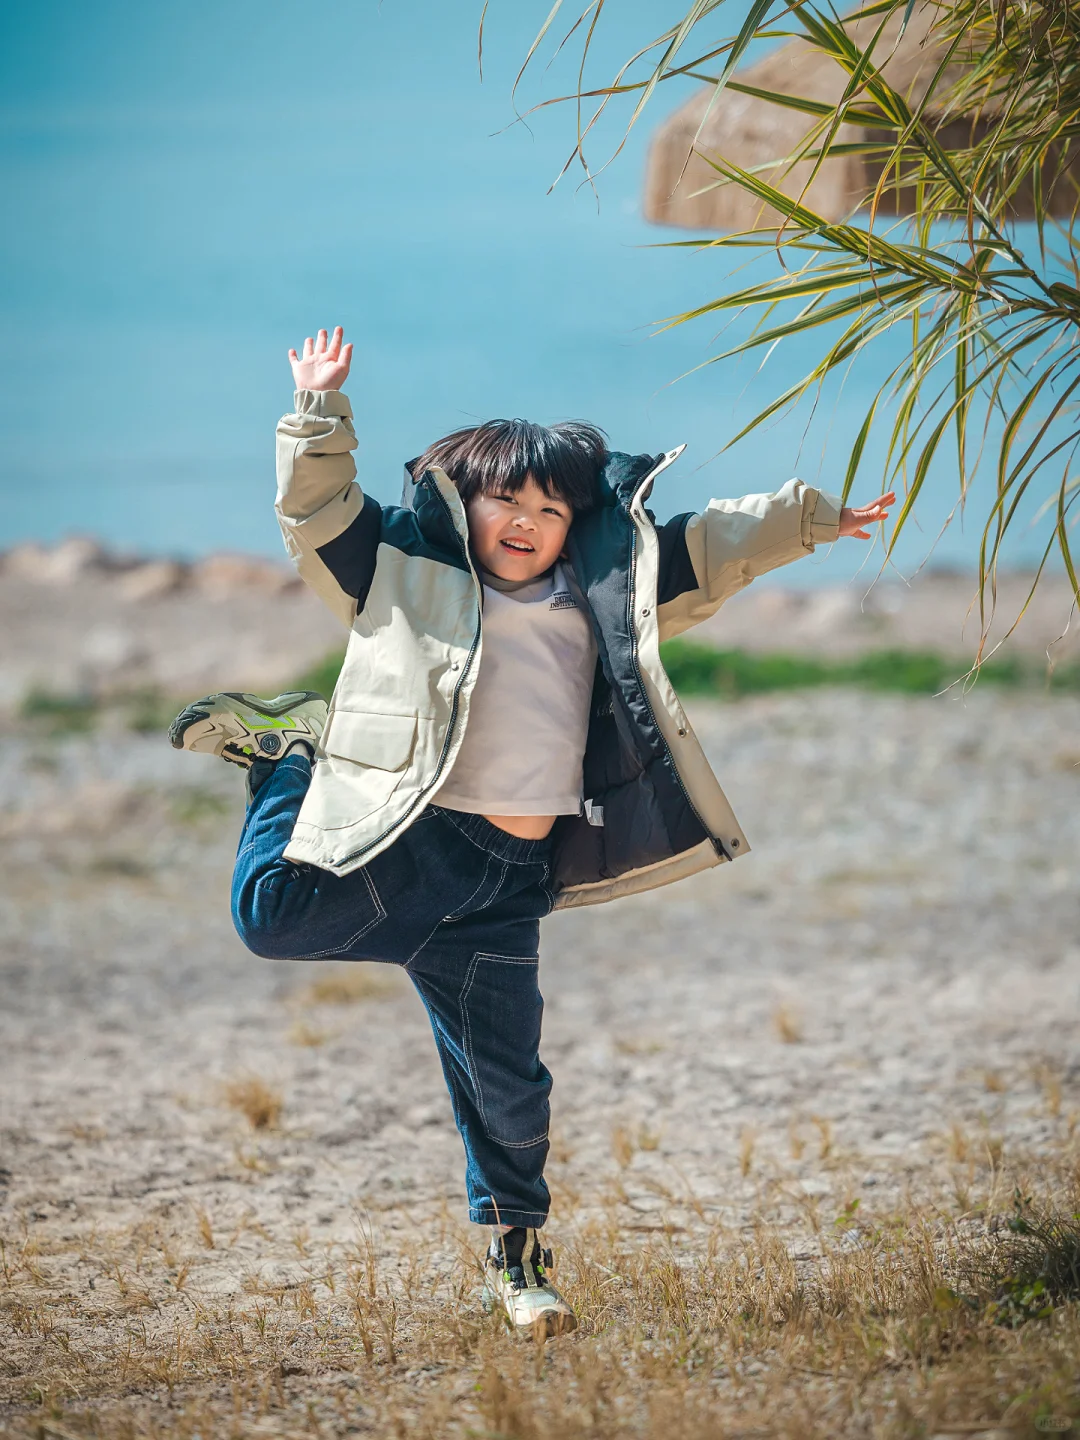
[230,752,555,1228]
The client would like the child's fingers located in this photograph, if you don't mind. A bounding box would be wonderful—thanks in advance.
[340,341,353,367]
[316,328,328,353]
[302,336,314,359]
[326,325,344,360]
[288,348,299,363]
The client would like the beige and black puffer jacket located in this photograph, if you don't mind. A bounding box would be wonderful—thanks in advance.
[276,389,841,909]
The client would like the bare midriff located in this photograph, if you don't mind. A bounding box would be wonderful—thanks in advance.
[483,814,557,840]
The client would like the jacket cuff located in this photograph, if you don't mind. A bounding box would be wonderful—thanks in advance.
[805,488,842,547]
[293,389,353,419]
[276,484,364,549]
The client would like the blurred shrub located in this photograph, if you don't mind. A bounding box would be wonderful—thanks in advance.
[294,651,348,699]
[659,639,1075,696]
[20,689,97,733]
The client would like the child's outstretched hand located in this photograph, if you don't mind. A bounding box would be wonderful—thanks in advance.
[838,491,895,540]
[288,326,353,392]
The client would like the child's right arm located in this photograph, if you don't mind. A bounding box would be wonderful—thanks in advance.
[276,326,375,630]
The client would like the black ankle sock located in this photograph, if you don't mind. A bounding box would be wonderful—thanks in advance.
[492,1227,540,1269]
[249,743,312,800]
[248,758,276,796]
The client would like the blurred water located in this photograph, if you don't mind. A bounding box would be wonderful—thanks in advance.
[0,0,1062,581]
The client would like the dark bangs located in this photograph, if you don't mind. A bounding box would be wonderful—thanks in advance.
[411,419,608,512]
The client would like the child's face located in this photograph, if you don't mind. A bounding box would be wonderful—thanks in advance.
[465,476,573,581]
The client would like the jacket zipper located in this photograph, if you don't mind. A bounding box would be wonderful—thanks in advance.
[625,455,729,861]
[338,481,483,868]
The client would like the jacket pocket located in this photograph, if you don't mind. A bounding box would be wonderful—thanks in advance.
[460,953,551,1148]
[323,711,417,769]
[316,711,419,830]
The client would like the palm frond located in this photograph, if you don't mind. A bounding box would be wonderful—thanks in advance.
[510,0,1080,618]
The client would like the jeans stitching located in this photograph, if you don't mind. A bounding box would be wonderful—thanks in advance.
[402,913,452,971]
[472,953,541,965]
[423,1004,468,1134]
[289,865,387,959]
[440,854,492,925]
[470,1208,549,1222]
[460,946,549,1149]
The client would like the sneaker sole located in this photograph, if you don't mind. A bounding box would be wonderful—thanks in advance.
[168,691,323,751]
[481,1286,577,1338]
[536,1308,577,1338]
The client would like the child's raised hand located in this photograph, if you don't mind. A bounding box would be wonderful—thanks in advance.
[838,491,895,540]
[288,326,353,392]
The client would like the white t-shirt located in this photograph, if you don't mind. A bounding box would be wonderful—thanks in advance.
[437,563,598,816]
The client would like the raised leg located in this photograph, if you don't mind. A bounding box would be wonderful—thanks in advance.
[230,753,384,960]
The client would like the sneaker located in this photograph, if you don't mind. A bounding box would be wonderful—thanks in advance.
[168,691,327,770]
[482,1227,577,1337]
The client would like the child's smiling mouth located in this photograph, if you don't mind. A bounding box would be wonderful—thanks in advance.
[501,538,535,553]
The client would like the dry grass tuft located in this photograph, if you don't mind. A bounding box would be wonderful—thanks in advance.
[222,1074,283,1130]
[788,1121,807,1160]
[287,1020,333,1047]
[193,1206,215,1249]
[812,1114,833,1161]
[772,999,804,1044]
[611,1125,636,1169]
[3,1158,1080,1437]
[293,964,399,1006]
[950,1121,972,1163]
[1037,1063,1065,1118]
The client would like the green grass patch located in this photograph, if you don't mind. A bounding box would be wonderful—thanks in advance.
[121,687,183,734]
[659,638,1080,697]
[19,689,98,734]
[294,651,349,700]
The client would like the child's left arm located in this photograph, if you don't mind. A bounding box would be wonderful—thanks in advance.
[656,480,895,641]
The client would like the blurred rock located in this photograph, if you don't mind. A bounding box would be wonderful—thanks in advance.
[8,536,116,585]
[0,538,1075,721]
[118,560,189,602]
[697,570,1079,662]
[81,626,146,675]
[0,540,343,715]
[192,554,297,597]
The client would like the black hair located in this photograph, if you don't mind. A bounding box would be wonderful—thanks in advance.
[411,418,607,512]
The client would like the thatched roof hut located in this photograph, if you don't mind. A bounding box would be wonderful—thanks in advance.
[643,7,1043,229]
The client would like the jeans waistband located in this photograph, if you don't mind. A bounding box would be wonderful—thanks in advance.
[434,806,554,865]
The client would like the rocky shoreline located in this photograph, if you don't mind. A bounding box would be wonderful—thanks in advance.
[1,537,1076,717]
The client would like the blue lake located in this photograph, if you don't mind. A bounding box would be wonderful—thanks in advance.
[0,0,1061,584]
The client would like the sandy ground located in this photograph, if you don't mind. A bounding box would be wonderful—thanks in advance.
[2,687,1078,1419]
[1,547,1078,1432]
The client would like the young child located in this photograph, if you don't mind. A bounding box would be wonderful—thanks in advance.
[170,326,893,1336]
